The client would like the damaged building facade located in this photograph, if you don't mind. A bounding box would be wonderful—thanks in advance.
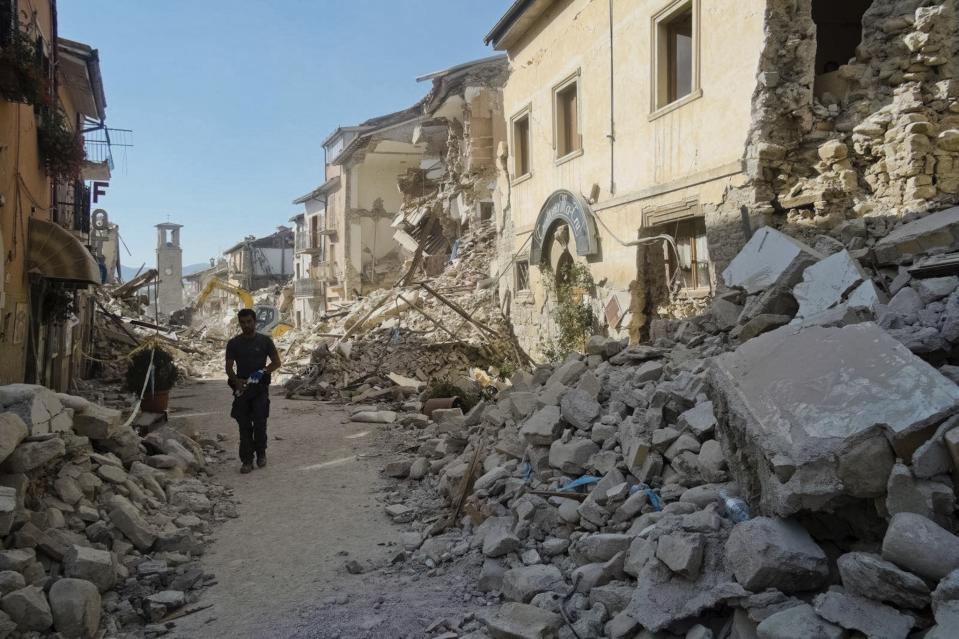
[391,56,508,280]
[487,0,959,354]
[291,57,508,314]
[222,226,294,292]
[0,1,113,390]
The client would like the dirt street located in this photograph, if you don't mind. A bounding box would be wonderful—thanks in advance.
[165,380,476,639]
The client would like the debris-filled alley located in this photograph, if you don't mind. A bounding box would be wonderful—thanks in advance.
[6,1,959,638]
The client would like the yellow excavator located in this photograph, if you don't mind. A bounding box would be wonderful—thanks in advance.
[194,278,294,338]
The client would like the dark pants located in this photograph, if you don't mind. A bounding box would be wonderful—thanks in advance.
[231,385,269,464]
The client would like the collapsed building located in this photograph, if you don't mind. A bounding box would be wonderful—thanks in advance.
[369,205,959,639]
[483,0,959,357]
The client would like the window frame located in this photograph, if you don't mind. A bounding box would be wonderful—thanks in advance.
[649,0,702,120]
[509,104,533,184]
[666,217,711,293]
[514,258,531,292]
[552,70,583,164]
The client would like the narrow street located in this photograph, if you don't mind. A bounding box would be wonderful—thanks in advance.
[165,380,477,639]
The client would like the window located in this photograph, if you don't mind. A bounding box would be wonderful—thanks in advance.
[480,202,494,221]
[554,75,581,159]
[667,218,710,290]
[515,259,530,291]
[511,110,531,179]
[652,0,700,113]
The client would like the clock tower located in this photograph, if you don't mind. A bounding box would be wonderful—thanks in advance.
[155,222,184,314]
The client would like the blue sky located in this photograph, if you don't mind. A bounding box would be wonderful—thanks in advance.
[58,0,510,270]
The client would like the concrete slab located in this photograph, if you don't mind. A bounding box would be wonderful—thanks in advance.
[709,322,959,516]
[791,250,881,326]
[874,206,959,265]
[722,227,822,295]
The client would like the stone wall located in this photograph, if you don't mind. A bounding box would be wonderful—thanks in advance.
[710,0,959,281]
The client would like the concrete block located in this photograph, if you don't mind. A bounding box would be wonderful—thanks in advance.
[874,205,959,265]
[709,322,959,516]
[882,512,959,581]
[725,517,828,593]
[722,227,821,294]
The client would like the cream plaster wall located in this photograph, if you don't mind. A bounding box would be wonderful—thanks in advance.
[498,0,765,345]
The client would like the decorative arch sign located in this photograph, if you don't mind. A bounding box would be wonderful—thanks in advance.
[529,189,599,266]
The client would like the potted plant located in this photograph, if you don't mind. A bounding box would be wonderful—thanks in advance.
[36,107,85,179]
[0,30,50,106]
[125,347,179,412]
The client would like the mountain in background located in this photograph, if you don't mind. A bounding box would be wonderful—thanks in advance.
[117,263,210,282]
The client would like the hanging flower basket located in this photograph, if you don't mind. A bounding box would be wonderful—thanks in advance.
[37,107,85,180]
[0,30,50,106]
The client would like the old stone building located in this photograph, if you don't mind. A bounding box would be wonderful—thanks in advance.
[0,1,112,389]
[393,55,508,279]
[487,0,959,354]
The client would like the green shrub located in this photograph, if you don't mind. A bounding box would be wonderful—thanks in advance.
[125,347,179,394]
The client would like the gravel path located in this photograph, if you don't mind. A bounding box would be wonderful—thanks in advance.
[164,380,476,639]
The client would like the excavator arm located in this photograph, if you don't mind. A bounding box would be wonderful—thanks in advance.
[194,277,254,311]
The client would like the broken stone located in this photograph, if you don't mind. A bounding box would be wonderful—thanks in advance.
[483,602,562,639]
[915,276,959,303]
[520,406,563,446]
[0,384,71,435]
[813,591,913,639]
[569,534,633,565]
[0,414,28,466]
[479,559,507,593]
[560,389,600,431]
[1,585,52,631]
[63,546,115,593]
[837,551,930,609]
[725,517,828,593]
[791,250,880,325]
[0,437,66,474]
[874,206,959,265]
[677,402,716,438]
[885,462,953,528]
[736,314,792,342]
[722,227,821,295]
[0,549,34,572]
[72,404,122,440]
[482,517,521,558]
[882,512,959,581]
[655,532,704,579]
[108,497,157,552]
[49,578,100,639]
[383,460,411,478]
[755,603,844,639]
[548,437,598,475]
[351,410,397,424]
[710,323,959,516]
[501,564,564,603]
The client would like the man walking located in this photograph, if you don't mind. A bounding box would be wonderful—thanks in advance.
[225,309,282,474]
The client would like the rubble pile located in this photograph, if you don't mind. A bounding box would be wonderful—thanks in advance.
[367,208,959,639]
[89,289,224,383]
[0,384,236,638]
[284,222,524,401]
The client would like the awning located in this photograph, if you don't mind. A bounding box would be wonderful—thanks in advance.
[28,218,101,286]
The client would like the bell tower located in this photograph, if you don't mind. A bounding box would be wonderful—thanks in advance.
[156,223,184,313]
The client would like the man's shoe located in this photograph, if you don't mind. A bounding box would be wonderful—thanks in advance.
[240,463,254,474]
[256,453,267,468]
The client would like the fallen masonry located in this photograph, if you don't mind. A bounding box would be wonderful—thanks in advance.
[352,205,959,639]
[0,383,236,638]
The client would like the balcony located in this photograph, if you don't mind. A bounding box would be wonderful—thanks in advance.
[313,261,336,283]
[293,278,324,298]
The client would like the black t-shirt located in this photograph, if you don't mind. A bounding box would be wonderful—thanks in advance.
[226,333,276,383]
